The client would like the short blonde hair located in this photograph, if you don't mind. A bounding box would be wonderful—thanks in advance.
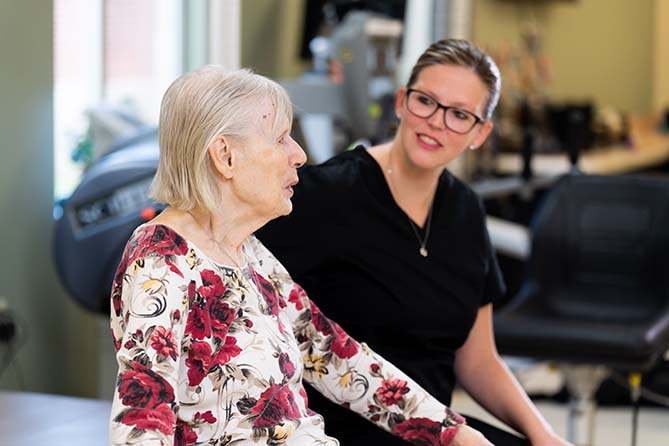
[150,66,293,212]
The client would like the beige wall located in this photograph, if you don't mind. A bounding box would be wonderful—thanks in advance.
[474,0,654,114]
[241,0,307,79]
[654,0,669,112]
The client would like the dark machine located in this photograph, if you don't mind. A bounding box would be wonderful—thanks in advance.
[53,131,162,314]
[282,10,402,161]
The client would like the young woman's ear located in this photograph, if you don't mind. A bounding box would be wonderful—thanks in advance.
[395,86,407,119]
[469,120,494,150]
[208,135,235,179]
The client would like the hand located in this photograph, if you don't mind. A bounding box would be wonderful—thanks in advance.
[530,432,574,446]
[450,424,494,446]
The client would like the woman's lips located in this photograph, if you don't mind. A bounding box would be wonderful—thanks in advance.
[285,178,298,197]
[416,133,442,150]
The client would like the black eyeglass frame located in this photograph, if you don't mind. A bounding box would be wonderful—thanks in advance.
[405,88,485,134]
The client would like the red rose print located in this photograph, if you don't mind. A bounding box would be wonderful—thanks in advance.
[112,288,123,318]
[393,417,442,446]
[330,324,359,359]
[151,225,188,257]
[251,269,285,316]
[150,326,179,361]
[175,419,198,445]
[194,410,217,424]
[118,403,175,436]
[288,284,307,311]
[251,384,301,428]
[376,378,410,406]
[309,301,333,336]
[112,253,130,306]
[278,352,295,379]
[199,269,226,300]
[131,227,154,258]
[147,226,188,278]
[187,281,197,304]
[186,304,211,340]
[117,362,175,409]
[112,332,121,351]
[134,329,144,343]
[208,298,235,338]
[440,426,461,446]
[185,341,212,386]
[213,336,242,367]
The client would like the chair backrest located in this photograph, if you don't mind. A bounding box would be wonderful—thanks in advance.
[527,174,669,322]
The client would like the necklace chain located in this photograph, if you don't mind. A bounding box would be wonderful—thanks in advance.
[186,210,268,310]
[386,149,434,257]
[186,210,247,269]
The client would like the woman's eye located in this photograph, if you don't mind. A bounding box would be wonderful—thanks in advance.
[452,110,471,121]
[418,95,434,106]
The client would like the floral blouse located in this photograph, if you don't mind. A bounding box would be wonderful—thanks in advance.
[109,224,464,445]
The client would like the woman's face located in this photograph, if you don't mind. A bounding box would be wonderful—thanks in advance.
[395,63,493,172]
[232,99,307,221]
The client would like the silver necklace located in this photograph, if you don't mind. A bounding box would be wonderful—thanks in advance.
[385,150,435,258]
[186,210,247,268]
[187,210,264,292]
[187,211,278,322]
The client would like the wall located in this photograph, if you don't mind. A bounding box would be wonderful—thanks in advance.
[241,0,307,79]
[654,0,669,112]
[474,0,654,114]
[0,0,98,397]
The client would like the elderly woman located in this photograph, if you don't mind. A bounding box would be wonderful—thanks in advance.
[108,67,492,446]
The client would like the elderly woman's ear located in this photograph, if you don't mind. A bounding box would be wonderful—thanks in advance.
[208,135,235,179]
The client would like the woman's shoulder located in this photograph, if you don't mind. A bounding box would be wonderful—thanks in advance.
[439,171,487,222]
[298,145,372,191]
[120,223,192,273]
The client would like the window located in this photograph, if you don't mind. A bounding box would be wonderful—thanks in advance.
[53,0,184,200]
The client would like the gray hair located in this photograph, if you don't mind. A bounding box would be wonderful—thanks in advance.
[150,66,293,212]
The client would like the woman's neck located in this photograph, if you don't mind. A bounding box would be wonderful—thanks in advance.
[370,142,442,223]
[188,207,250,257]
[154,204,263,266]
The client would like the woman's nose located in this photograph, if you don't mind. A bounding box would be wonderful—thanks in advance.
[290,137,307,168]
[427,107,446,129]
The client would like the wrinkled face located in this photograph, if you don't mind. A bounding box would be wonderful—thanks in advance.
[232,99,307,221]
[395,63,493,171]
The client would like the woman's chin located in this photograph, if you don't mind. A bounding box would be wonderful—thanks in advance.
[268,200,293,221]
[409,146,461,171]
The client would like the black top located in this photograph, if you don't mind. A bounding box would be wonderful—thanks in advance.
[257,146,505,445]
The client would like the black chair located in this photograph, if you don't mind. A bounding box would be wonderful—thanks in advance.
[494,173,669,446]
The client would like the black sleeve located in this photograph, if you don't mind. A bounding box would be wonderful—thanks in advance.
[481,226,506,306]
[476,195,506,307]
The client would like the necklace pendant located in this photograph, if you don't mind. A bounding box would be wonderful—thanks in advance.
[419,247,428,257]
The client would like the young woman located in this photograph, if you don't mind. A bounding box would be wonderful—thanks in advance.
[258,39,572,446]
[109,66,491,445]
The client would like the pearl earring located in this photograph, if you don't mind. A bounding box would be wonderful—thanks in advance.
[468,145,477,150]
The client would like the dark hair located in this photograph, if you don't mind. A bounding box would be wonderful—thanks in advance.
[407,38,501,120]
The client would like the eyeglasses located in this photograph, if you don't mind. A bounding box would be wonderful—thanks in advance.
[405,88,484,134]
